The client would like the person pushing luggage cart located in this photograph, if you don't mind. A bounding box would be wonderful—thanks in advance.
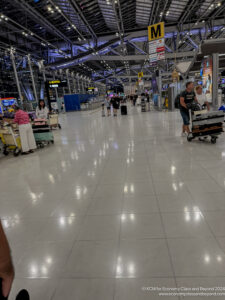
[14,105,36,155]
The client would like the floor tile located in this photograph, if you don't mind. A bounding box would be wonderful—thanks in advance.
[3,218,47,245]
[162,212,213,238]
[1,108,225,298]
[52,197,93,217]
[168,237,225,277]
[115,278,178,300]
[120,213,164,239]
[78,215,120,240]
[94,184,124,199]
[157,192,196,213]
[53,279,114,300]
[123,182,155,197]
[204,212,225,237]
[87,196,123,215]
[16,241,73,278]
[36,216,83,242]
[176,277,225,300]
[153,180,188,195]
[122,195,159,213]
[192,192,225,211]
[63,240,118,278]
[117,239,173,278]
[9,279,57,300]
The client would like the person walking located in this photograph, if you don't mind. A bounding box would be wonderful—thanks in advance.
[14,106,36,155]
[111,97,120,116]
[105,97,111,116]
[180,82,198,136]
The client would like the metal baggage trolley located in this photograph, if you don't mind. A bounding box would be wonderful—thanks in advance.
[32,119,54,148]
[187,106,224,144]
[0,124,21,156]
[49,113,61,129]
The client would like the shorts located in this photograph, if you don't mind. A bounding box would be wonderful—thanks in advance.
[107,106,111,110]
[180,110,190,125]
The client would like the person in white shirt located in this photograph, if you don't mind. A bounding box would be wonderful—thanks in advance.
[36,100,49,119]
[195,85,210,111]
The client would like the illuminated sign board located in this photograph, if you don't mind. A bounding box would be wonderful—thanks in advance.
[49,80,61,84]
[148,22,165,41]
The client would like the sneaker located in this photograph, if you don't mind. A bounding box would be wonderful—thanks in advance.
[16,290,30,300]
[181,132,187,137]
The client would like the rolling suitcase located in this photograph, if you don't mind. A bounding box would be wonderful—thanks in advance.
[121,105,127,115]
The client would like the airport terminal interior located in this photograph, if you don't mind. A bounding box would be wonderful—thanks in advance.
[1,0,225,299]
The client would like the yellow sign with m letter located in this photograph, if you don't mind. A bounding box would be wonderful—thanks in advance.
[148,22,165,41]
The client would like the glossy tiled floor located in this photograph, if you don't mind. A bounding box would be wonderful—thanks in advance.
[1,105,225,299]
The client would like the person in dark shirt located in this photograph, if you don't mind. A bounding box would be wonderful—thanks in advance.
[111,97,120,116]
[180,81,198,136]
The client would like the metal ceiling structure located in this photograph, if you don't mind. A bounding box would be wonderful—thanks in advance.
[0,0,225,85]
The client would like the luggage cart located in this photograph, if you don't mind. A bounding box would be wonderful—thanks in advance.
[187,108,224,144]
[49,113,61,129]
[0,124,21,156]
[32,119,54,148]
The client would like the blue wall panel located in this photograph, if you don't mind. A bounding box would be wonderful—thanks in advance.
[64,94,96,112]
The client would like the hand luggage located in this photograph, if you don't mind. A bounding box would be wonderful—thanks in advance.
[121,105,127,115]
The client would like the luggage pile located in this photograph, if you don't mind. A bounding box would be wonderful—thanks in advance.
[187,110,224,144]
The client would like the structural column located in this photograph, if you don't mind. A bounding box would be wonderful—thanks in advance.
[53,71,59,100]
[10,49,23,104]
[81,77,84,94]
[212,53,219,107]
[77,75,80,93]
[66,69,71,94]
[27,54,38,103]
[39,60,46,82]
[71,72,76,93]
[157,71,162,110]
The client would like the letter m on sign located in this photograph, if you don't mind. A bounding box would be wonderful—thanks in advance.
[148,22,164,41]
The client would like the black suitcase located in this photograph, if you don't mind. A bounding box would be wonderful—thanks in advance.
[121,105,127,115]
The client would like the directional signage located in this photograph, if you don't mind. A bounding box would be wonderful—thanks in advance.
[138,72,143,78]
[148,22,165,41]
[148,22,165,64]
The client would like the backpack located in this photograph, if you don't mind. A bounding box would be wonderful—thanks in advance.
[174,94,180,109]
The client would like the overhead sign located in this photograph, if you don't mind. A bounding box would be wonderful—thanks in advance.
[48,79,67,88]
[49,80,61,84]
[148,22,165,41]
[138,72,143,78]
[148,22,165,64]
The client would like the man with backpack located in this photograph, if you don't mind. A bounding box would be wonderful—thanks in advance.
[179,82,198,136]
